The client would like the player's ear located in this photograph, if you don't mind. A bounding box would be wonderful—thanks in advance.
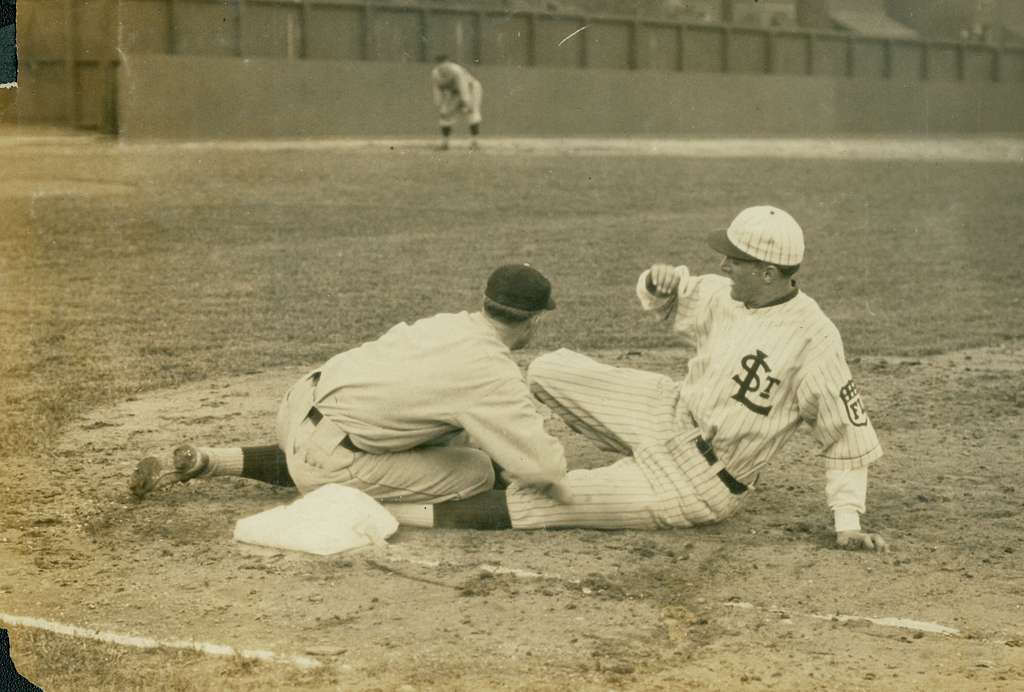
[528,311,548,334]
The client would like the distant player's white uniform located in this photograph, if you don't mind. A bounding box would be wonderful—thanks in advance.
[507,267,882,531]
[277,311,565,502]
[431,60,482,127]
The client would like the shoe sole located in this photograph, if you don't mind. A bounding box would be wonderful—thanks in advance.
[129,447,209,499]
[129,456,179,499]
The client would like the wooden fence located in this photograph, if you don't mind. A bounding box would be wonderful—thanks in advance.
[16,0,1024,132]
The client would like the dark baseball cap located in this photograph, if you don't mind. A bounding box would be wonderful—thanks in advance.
[485,264,556,312]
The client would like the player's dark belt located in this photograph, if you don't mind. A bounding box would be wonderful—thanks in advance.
[307,405,363,454]
[696,436,748,495]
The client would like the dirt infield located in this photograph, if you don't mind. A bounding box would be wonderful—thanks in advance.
[2,133,1023,690]
[5,344,1023,690]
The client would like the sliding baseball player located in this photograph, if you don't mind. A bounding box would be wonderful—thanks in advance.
[383,206,889,552]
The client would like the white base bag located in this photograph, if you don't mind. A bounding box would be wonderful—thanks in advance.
[233,484,399,555]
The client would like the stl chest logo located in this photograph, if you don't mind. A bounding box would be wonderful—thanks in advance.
[731,349,781,416]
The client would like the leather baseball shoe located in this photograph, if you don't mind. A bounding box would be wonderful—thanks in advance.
[129,445,209,499]
[172,444,209,476]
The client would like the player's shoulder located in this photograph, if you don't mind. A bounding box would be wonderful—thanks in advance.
[697,274,737,312]
[691,273,732,299]
[790,291,846,354]
[414,310,477,334]
[430,312,512,352]
[792,291,839,329]
[434,61,462,75]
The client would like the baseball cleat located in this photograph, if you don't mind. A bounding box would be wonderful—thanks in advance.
[128,446,209,499]
[172,444,210,477]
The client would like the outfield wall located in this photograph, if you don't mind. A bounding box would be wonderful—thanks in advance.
[17,0,1024,134]
[115,54,1024,139]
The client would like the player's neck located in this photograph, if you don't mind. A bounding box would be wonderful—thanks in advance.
[480,312,530,350]
[745,280,798,309]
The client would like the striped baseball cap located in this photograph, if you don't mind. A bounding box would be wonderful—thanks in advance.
[707,205,805,267]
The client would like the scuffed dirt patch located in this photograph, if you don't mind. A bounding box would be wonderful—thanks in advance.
[3,344,1024,690]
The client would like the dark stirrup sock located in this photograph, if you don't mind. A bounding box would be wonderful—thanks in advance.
[241,445,295,487]
[469,123,480,136]
[432,490,512,530]
[491,462,510,490]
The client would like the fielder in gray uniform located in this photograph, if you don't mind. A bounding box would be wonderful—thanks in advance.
[431,54,482,150]
[394,206,889,551]
[131,264,566,526]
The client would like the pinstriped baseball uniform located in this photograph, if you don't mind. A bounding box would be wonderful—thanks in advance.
[506,267,882,530]
[279,311,566,501]
[432,60,482,127]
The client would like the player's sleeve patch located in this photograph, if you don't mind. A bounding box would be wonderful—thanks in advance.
[838,379,869,427]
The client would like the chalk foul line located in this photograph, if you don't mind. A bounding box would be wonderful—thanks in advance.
[383,551,976,640]
[0,612,322,669]
[723,601,960,637]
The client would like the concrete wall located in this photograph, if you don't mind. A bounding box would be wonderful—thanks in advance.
[835,78,1024,132]
[117,55,836,139]
[117,54,1024,140]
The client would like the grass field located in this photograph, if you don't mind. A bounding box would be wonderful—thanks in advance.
[2,139,1022,462]
[2,135,1023,690]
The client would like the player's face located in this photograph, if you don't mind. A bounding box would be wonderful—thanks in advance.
[719,255,765,304]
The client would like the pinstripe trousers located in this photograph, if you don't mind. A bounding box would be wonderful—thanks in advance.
[507,349,743,530]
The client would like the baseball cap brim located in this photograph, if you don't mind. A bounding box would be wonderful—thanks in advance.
[706,229,760,262]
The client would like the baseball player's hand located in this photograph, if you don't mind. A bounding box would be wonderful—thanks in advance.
[836,530,889,552]
[647,264,680,296]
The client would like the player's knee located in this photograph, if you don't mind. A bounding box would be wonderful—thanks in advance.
[451,448,495,495]
[526,356,548,391]
[526,348,572,386]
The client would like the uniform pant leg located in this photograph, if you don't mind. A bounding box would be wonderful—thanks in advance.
[289,444,493,503]
[466,80,482,125]
[345,446,494,503]
[276,375,494,502]
[438,91,460,127]
[507,431,741,530]
[527,348,681,455]
[506,457,664,529]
